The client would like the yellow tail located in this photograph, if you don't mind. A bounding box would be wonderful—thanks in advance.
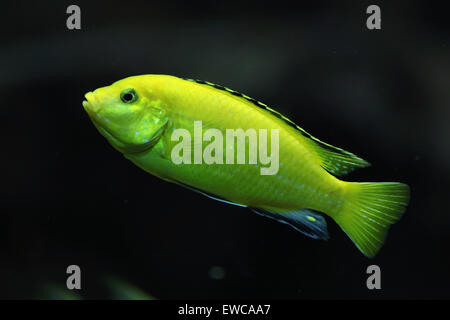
[333,182,410,258]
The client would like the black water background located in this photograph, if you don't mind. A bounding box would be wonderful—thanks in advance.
[0,1,449,299]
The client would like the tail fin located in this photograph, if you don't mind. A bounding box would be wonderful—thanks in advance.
[333,182,410,258]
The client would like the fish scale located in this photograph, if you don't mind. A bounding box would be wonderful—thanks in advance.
[150,77,338,211]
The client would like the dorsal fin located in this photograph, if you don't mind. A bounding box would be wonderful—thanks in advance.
[182,77,370,176]
[302,138,370,176]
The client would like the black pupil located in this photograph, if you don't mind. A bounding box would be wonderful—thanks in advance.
[123,93,134,101]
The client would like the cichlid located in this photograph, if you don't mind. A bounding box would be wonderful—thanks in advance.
[82,75,410,258]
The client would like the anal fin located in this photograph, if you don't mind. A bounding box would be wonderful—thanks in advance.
[153,174,329,241]
[250,207,329,240]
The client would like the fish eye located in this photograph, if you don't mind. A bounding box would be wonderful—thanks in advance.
[120,88,138,104]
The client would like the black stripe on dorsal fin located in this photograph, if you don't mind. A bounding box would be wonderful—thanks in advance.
[181,77,326,140]
[182,77,273,114]
[181,77,370,176]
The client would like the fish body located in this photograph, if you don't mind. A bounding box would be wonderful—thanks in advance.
[83,75,410,257]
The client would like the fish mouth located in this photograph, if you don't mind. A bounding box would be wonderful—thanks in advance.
[82,92,120,144]
[82,92,100,113]
[83,92,112,135]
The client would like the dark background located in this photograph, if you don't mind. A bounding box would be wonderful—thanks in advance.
[1,0,449,299]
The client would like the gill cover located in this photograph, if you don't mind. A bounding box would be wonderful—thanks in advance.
[84,85,168,154]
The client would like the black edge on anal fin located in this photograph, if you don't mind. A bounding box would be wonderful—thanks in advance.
[250,207,329,240]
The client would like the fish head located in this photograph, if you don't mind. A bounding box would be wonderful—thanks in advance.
[82,77,168,154]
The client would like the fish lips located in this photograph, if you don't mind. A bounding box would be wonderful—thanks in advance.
[83,92,101,113]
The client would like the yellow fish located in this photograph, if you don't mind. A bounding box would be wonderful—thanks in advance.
[83,75,410,258]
